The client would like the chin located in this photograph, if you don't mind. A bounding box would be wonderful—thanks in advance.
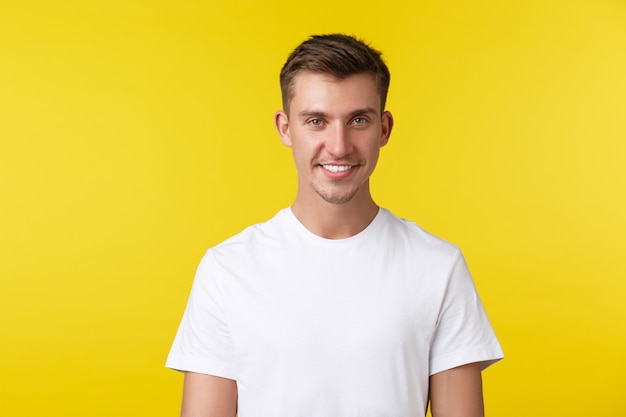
[317,189,359,205]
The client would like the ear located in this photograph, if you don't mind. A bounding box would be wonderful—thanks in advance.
[380,110,394,147]
[274,110,292,147]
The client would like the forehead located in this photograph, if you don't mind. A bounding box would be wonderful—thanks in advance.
[289,71,381,115]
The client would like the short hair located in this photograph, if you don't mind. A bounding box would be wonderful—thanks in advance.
[279,34,390,114]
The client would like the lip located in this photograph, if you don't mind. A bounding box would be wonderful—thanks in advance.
[319,164,356,179]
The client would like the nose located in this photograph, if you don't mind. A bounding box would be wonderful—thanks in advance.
[325,124,352,157]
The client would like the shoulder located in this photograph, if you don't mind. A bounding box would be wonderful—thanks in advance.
[190,210,292,287]
[205,209,292,258]
[378,208,460,259]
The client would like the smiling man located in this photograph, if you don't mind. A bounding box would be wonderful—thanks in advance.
[167,34,503,417]
[275,70,392,238]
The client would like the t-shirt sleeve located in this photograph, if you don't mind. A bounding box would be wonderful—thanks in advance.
[429,250,503,375]
[165,250,237,380]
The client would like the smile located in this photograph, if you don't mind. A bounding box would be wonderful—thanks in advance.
[321,165,353,173]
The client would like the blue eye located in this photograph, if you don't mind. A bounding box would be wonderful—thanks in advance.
[352,117,367,125]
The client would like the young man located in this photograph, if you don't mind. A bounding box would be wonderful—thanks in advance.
[167,34,503,417]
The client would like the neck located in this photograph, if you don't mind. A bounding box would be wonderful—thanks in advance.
[290,188,379,240]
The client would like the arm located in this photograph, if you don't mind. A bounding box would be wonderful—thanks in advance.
[180,372,237,417]
[429,362,484,417]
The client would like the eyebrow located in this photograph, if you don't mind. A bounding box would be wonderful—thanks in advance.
[297,110,327,119]
[297,107,379,119]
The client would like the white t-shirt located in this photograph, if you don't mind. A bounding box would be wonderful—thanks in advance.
[167,208,503,416]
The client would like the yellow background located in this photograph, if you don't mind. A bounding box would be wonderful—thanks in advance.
[1,1,625,415]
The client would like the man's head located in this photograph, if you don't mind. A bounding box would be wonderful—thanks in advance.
[279,34,390,115]
[274,36,394,211]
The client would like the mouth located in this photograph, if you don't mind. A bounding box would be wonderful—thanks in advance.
[320,164,355,173]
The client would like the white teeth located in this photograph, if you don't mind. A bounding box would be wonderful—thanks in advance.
[322,165,352,173]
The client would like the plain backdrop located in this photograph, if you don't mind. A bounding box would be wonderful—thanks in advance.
[1,1,625,415]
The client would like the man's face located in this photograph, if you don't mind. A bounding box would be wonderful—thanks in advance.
[275,71,393,205]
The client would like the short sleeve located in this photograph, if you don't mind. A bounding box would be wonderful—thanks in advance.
[429,250,503,375]
[165,250,237,380]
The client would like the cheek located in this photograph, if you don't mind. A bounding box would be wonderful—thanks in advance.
[364,145,382,170]
[292,137,321,158]
[369,152,380,168]
[290,143,313,170]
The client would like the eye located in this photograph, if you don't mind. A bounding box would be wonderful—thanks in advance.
[309,118,324,127]
[352,117,368,125]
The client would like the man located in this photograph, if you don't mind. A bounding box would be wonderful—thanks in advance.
[167,34,503,417]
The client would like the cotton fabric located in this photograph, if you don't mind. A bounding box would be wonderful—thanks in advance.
[167,208,503,416]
